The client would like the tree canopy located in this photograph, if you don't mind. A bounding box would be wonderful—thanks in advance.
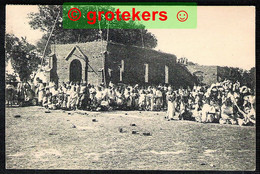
[5,34,41,81]
[28,5,157,54]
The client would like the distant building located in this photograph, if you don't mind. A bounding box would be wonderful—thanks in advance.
[186,65,218,85]
[44,41,197,87]
[186,64,244,86]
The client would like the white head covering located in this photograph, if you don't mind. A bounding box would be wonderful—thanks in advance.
[240,86,248,93]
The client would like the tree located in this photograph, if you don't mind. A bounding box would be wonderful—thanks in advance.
[35,33,52,56]
[243,67,256,91]
[5,34,41,81]
[249,67,256,91]
[28,5,157,50]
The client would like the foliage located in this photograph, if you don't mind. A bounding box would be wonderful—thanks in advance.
[6,73,18,83]
[28,5,157,50]
[35,34,52,56]
[218,66,255,90]
[241,67,255,91]
[5,34,41,81]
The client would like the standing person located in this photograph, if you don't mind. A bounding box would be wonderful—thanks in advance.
[49,82,56,95]
[89,85,96,110]
[51,85,59,109]
[69,87,78,110]
[94,86,103,110]
[16,82,24,106]
[24,84,34,106]
[149,90,155,111]
[28,79,36,94]
[166,90,176,120]
[138,89,146,110]
[145,89,151,111]
[107,86,116,109]
[37,80,44,106]
[161,87,166,110]
[124,87,132,110]
[178,98,186,120]
[78,83,87,110]
[6,82,16,106]
[131,87,139,110]
[42,85,49,108]
[60,83,68,110]
[155,87,163,111]
[66,85,72,110]
[165,86,173,111]
[76,82,80,94]
[115,87,124,110]
[89,85,96,101]
[162,86,167,111]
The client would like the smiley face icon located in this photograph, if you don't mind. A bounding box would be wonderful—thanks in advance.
[177,10,188,22]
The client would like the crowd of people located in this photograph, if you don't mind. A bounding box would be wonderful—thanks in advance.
[6,78,255,126]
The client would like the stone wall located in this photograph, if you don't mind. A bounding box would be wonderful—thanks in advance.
[172,64,198,88]
[51,41,198,88]
[51,42,106,85]
[106,42,177,86]
[186,64,218,86]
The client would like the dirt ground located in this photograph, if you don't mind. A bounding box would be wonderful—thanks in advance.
[5,106,255,170]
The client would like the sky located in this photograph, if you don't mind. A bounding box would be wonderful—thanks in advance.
[6,5,255,70]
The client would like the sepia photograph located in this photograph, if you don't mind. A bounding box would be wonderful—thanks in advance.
[5,4,256,170]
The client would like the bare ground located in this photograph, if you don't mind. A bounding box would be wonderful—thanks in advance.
[5,106,255,170]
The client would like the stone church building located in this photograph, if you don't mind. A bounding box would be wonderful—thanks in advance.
[45,41,196,87]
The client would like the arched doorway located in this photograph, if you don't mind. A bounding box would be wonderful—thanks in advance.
[70,59,82,82]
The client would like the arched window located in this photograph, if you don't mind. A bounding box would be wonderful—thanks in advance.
[144,63,149,83]
[165,65,169,84]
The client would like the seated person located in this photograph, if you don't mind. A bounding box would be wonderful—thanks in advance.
[115,89,125,110]
[234,98,256,126]
[220,98,237,125]
[201,98,216,123]
[192,101,203,122]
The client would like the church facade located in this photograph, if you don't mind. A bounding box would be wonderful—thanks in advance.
[46,41,197,87]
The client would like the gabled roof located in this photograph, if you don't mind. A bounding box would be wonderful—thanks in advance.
[64,45,88,61]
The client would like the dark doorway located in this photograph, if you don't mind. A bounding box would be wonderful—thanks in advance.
[70,59,82,82]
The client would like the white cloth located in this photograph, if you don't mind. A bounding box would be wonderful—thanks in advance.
[167,100,175,119]
[38,83,44,102]
[201,104,216,122]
